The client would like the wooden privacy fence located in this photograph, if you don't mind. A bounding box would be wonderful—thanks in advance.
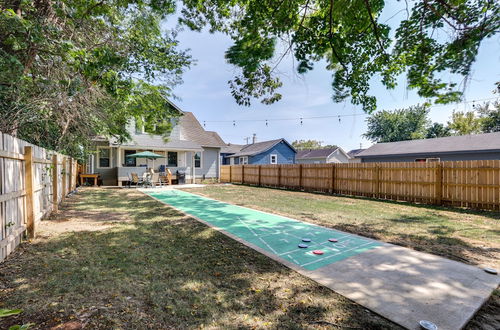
[221,161,500,211]
[0,132,78,262]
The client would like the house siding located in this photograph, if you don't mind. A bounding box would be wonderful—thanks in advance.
[249,141,295,165]
[360,151,500,163]
[196,147,219,179]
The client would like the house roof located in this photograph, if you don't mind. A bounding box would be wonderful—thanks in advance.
[296,148,339,159]
[228,139,296,157]
[117,137,202,150]
[357,132,500,158]
[221,143,245,154]
[178,112,225,148]
[347,148,366,158]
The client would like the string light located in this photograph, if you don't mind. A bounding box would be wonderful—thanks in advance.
[201,97,498,126]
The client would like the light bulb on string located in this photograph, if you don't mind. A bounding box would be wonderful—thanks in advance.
[203,121,206,127]
[300,117,303,125]
[265,120,268,127]
[233,120,236,127]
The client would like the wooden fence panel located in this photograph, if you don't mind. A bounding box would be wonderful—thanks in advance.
[280,164,300,189]
[260,165,279,187]
[0,132,78,262]
[221,160,500,211]
[243,165,260,185]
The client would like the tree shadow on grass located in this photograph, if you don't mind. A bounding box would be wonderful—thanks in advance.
[0,190,399,330]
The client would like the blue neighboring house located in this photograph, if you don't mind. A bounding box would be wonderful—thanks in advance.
[222,138,296,165]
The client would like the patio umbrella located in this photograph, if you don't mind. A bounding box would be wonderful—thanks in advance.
[126,151,165,170]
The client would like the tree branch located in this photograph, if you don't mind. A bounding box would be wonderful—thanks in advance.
[328,0,348,72]
[363,0,385,52]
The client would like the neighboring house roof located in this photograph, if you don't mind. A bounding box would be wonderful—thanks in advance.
[357,132,500,158]
[228,139,296,157]
[221,143,245,154]
[178,112,225,148]
[347,148,366,158]
[296,148,339,159]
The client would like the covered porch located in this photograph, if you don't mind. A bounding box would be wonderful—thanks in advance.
[114,147,202,186]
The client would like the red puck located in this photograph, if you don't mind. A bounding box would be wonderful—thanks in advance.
[313,250,324,255]
[328,238,338,242]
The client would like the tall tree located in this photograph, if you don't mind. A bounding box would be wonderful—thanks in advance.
[0,1,191,158]
[292,140,338,150]
[477,102,500,133]
[447,111,483,135]
[426,122,451,138]
[364,105,430,142]
[180,0,499,112]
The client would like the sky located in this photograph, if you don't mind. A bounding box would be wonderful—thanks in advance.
[166,4,500,152]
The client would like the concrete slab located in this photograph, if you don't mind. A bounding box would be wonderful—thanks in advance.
[304,245,499,330]
[142,190,499,330]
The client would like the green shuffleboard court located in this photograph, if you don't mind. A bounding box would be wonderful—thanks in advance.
[146,189,381,271]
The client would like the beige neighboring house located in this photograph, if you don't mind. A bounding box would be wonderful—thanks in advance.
[296,147,351,164]
[89,102,225,186]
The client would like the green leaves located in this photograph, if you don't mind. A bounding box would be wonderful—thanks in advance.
[1,1,191,158]
[0,309,23,317]
[181,0,499,112]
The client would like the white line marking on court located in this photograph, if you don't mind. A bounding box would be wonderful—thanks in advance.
[238,217,280,255]
[300,241,376,267]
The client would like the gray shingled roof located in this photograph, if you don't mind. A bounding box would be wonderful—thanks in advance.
[296,148,339,159]
[228,139,295,157]
[178,112,225,148]
[358,132,500,158]
[347,148,366,157]
[221,143,244,154]
[118,137,202,150]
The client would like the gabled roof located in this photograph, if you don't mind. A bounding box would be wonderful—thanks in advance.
[221,143,244,154]
[347,148,366,158]
[296,147,339,159]
[357,132,500,158]
[228,139,296,157]
[179,112,226,148]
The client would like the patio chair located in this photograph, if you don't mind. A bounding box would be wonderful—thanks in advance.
[151,172,163,187]
[142,171,152,187]
[129,173,143,187]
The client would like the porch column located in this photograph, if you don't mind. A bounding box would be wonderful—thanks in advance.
[192,152,195,184]
[117,147,122,186]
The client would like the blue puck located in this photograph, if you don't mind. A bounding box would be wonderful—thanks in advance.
[298,243,308,248]
[302,238,311,242]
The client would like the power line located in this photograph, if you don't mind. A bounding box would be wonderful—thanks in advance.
[201,97,498,126]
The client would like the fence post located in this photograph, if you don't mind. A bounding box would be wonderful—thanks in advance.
[374,165,380,198]
[242,165,245,184]
[258,165,261,186]
[435,162,443,205]
[277,165,281,187]
[24,146,35,238]
[68,158,73,192]
[331,164,335,194]
[52,154,58,212]
[61,157,67,200]
[299,164,303,190]
[229,166,232,182]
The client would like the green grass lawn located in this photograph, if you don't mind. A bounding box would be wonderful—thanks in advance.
[0,186,497,329]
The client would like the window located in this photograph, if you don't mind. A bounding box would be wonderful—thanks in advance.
[167,152,178,167]
[239,156,248,165]
[194,152,202,168]
[98,148,111,168]
[124,150,137,167]
[270,154,278,164]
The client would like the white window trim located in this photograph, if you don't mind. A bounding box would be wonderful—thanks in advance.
[194,151,202,168]
[97,147,112,169]
[239,156,248,165]
[270,154,278,164]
